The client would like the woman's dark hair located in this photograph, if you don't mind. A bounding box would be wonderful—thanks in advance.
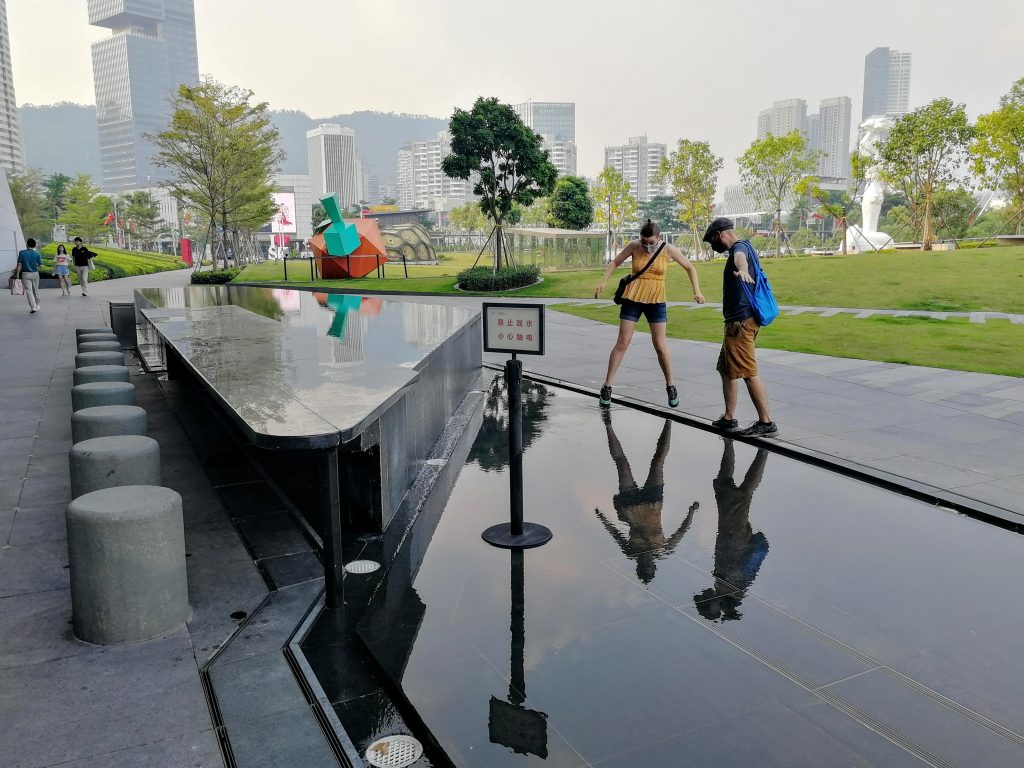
[56,244,67,254]
[639,218,659,238]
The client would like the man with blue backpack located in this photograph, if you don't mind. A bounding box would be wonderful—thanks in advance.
[702,217,779,438]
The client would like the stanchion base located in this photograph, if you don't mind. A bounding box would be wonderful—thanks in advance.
[482,522,553,549]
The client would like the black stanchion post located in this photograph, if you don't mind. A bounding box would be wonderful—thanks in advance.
[283,257,288,282]
[508,356,524,536]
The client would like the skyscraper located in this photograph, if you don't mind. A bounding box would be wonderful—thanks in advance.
[0,0,24,177]
[89,0,199,192]
[512,101,578,177]
[862,47,912,120]
[604,136,666,204]
[756,99,808,139]
[816,97,852,178]
[306,124,359,207]
[396,131,474,211]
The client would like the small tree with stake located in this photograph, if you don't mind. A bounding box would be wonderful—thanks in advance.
[443,97,557,272]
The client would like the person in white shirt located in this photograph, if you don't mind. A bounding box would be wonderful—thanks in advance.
[53,244,72,296]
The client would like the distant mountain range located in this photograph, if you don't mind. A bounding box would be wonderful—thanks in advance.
[19,103,448,183]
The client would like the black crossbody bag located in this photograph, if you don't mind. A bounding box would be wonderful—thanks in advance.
[613,242,666,305]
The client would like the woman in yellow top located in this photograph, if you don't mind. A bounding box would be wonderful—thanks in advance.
[594,219,705,408]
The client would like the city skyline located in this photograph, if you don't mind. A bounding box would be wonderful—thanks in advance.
[7,0,1024,190]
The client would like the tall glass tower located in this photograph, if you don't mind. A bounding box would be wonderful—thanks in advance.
[89,0,199,192]
[862,47,912,121]
[0,0,24,177]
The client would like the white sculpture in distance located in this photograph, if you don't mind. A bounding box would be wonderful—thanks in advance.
[844,116,896,253]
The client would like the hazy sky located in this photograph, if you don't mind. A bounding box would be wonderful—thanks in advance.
[8,0,1024,187]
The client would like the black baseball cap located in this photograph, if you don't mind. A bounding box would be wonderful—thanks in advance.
[702,217,734,243]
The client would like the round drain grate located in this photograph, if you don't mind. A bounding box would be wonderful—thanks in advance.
[345,559,381,575]
[365,734,423,767]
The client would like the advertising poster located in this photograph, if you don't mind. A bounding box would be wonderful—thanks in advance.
[270,192,297,234]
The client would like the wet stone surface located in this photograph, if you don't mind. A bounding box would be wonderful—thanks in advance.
[346,375,1024,766]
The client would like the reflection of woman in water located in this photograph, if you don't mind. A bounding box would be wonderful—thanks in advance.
[694,441,769,621]
[594,415,699,584]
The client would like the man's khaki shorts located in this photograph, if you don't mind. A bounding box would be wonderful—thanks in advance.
[717,317,760,380]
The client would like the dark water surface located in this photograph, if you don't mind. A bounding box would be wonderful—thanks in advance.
[356,376,1024,767]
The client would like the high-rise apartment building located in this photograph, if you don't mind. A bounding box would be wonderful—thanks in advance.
[756,98,808,139]
[603,136,666,204]
[862,47,912,120]
[0,1,23,177]
[815,96,852,178]
[89,0,199,192]
[512,101,578,177]
[306,124,358,207]
[396,131,474,211]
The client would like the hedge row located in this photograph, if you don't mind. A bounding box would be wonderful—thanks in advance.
[457,265,540,292]
[190,269,240,284]
[36,245,187,282]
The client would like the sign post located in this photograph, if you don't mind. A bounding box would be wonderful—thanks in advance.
[481,304,552,549]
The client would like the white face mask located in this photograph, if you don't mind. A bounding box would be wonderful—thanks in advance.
[643,241,659,253]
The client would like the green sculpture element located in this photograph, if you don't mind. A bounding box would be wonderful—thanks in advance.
[321,194,360,255]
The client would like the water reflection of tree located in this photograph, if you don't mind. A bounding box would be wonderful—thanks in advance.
[468,374,553,472]
[693,441,770,622]
[594,416,699,583]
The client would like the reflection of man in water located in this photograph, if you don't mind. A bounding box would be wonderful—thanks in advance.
[694,440,769,621]
[595,415,698,584]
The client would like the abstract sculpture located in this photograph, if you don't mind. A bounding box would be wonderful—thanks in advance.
[308,194,388,279]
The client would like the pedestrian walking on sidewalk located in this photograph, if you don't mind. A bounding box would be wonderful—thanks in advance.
[53,244,72,296]
[702,217,779,438]
[71,237,96,296]
[14,238,42,313]
[593,219,705,409]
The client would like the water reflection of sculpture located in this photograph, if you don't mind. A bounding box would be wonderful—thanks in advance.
[594,415,699,584]
[693,441,769,621]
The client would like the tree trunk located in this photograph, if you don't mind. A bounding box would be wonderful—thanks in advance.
[840,218,848,255]
[221,210,230,270]
[921,192,933,251]
[494,223,502,273]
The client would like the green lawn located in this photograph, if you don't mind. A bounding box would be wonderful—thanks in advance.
[237,246,1024,314]
[39,244,188,283]
[554,304,1024,378]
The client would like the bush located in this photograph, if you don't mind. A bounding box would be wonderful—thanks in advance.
[191,269,240,284]
[457,265,540,292]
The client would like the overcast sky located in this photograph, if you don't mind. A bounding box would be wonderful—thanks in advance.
[9,0,1024,187]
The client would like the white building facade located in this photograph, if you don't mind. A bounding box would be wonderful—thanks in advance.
[604,136,667,204]
[396,131,475,211]
[306,124,358,208]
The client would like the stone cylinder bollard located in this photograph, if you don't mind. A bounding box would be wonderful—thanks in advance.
[78,340,122,354]
[70,435,160,497]
[71,381,136,412]
[73,365,130,386]
[75,350,127,369]
[66,485,187,645]
[76,327,111,338]
[77,333,120,346]
[72,405,147,444]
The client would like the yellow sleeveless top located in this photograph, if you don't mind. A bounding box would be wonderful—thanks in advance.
[622,244,669,304]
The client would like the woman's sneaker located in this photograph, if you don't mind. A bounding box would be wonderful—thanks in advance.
[667,385,679,408]
[739,420,779,438]
[711,416,739,432]
[599,385,612,407]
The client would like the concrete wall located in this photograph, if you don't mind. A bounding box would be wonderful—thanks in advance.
[0,166,25,274]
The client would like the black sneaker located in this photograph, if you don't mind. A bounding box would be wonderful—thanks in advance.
[739,420,779,438]
[667,385,679,408]
[711,416,739,432]
[599,385,612,407]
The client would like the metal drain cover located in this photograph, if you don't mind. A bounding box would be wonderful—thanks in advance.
[345,559,380,575]
[365,734,423,767]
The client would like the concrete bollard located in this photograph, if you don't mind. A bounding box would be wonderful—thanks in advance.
[71,381,136,412]
[77,333,120,346]
[73,365,131,386]
[76,327,111,338]
[75,350,127,369]
[69,435,160,497]
[66,485,187,645]
[78,340,122,354]
[72,405,147,444]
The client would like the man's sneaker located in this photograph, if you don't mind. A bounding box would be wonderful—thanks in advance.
[667,385,679,408]
[739,420,779,438]
[711,416,739,432]
[599,385,612,407]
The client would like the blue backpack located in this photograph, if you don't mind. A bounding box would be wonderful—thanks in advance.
[737,244,779,327]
